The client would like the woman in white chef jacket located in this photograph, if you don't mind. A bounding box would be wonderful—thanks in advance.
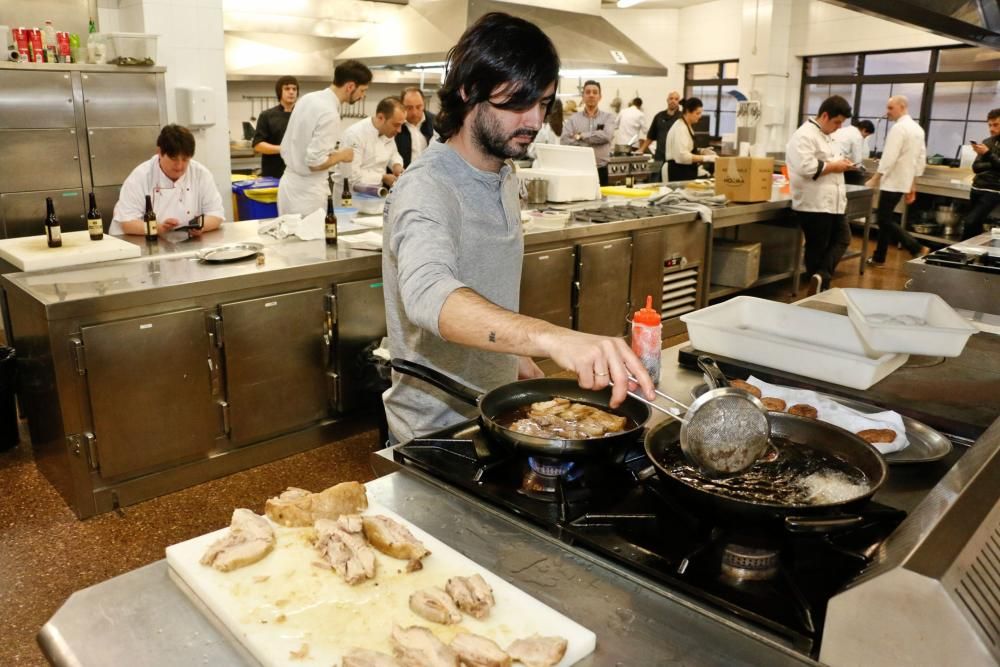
[111,125,224,236]
[663,97,715,182]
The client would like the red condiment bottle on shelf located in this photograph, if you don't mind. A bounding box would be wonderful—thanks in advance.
[631,295,662,387]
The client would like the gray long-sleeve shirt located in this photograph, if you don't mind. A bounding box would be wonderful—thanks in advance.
[561,109,616,167]
[381,141,523,441]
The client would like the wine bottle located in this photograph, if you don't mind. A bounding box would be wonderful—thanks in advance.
[143,195,158,241]
[325,195,338,245]
[45,197,62,248]
[341,178,352,208]
[87,192,103,241]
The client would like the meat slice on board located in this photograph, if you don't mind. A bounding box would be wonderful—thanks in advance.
[200,509,276,572]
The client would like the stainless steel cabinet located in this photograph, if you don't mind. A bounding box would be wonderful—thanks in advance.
[87,126,161,187]
[217,288,330,445]
[574,237,633,336]
[0,70,75,128]
[0,129,82,192]
[1,189,87,238]
[80,72,161,127]
[520,246,575,328]
[79,308,218,481]
[630,229,666,315]
[331,278,387,413]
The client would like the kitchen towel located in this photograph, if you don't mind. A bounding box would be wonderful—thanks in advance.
[257,209,324,241]
[337,230,383,251]
[746,376,909,454]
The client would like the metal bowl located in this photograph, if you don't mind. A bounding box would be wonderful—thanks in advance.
[911,223,941,234]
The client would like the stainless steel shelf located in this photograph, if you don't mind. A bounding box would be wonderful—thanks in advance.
[708,270,795,301]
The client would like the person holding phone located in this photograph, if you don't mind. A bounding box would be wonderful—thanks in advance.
[965,108,1000,239]
[561,80,616,185]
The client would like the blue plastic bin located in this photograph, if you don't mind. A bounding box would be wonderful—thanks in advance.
[232,177,280,220]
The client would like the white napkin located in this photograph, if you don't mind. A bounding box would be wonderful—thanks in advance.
[296,208,325,240]
[746,376,909,454]
[337,231,383,251]
[353,215,384,229]
[256,209,325,241]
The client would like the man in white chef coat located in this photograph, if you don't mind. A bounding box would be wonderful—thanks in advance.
[832,119,874,185]
[865,96,928,265]
[278,59,372,217]
[338,97,406,191]
[614,97,647,151]
[786,95,856,295]
[111,124,224,236]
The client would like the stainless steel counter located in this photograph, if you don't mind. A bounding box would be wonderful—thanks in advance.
[38,469,814,667]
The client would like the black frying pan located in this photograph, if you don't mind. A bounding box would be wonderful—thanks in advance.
[391,359,650,460]
[644,413,888,529]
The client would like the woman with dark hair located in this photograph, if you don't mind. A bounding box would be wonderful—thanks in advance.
[664,97,716,182]
[381,12,655,443]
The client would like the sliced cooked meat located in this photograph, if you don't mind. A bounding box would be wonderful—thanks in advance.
[265,481,368,527]
[450,633,511,667]
[445,574,495,619]
[314,518,376,585]
[362,515,430,568]
[409,586,463,624]
[391,625,459,667]
[342,647,401,667]
[337,513,364,533]
[528,398,570,416]
[506,635,568,667]
[200,508,275,572]
[729,379,762,398]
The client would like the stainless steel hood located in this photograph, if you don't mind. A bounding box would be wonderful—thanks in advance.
[821,0,1000,48]
[337,0,668,76]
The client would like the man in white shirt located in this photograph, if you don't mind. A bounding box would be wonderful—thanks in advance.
[278,60,371,217]
[865,96,928,265]
[112,124,224,236]
[786,95,856,295]
[339,97,406,190]
[396,87,436,168]
[614,97,647,151]
[831,119,874,186]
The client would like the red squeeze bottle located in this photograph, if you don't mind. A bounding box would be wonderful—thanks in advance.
[630,295,662,387]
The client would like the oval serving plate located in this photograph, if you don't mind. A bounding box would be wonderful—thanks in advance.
[198,243,263,263]
[691,383,952,464]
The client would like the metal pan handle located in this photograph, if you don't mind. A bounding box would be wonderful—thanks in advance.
[390,359,483,407]
[696,355,730,390]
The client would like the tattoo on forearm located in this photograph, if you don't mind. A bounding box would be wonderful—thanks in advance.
[488,331,496,343]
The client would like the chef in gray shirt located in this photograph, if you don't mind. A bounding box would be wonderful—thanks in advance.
[561,80,616,186]
[381,12,655,443]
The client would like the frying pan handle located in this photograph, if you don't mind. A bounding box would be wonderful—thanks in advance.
[783,515,866,533]
[390,359,482,407]
[696,355,730,390]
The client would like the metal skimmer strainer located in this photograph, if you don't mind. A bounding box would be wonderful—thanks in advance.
[622,356,770,476]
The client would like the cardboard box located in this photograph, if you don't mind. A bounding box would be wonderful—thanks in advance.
[714,157,774,202]
[711,240,761,288]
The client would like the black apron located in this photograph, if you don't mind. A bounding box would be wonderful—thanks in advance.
[666,120,699,182]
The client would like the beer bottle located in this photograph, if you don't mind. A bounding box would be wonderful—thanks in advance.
[341,178,352,208]
[143,195,158,241]
[45,197,62,248]
[325,195,338,245]
[87,192,104,241]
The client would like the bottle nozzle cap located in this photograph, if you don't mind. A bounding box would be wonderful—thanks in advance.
[633,294,661,326]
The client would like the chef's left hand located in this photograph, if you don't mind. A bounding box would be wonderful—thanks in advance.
[517,356,544,380]
[159,218,180,235]
[905,189,917,205]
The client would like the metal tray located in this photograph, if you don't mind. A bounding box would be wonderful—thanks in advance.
[691,383,952,464]
[197,243,262,263]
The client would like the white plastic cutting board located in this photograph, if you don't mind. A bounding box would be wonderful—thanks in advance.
[0,232,141,271]
[166,501,596,667]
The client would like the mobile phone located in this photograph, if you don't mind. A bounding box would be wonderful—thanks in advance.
[970,140,978,145]
[596,124,605,130]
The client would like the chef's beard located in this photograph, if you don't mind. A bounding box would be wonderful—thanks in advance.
[472,106,538,160]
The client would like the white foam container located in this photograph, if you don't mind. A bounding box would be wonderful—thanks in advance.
[681,296,908,390]
[842,288,978,357]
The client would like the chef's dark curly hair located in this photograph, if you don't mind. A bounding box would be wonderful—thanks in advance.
[435,12,560,141]
[274,75,299,101]
[157,124,195,158]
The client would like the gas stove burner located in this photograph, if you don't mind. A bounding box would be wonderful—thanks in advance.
[528,456,577,477]
[521,456,583,498]
[572,204,679,224]
[721,543,781,582]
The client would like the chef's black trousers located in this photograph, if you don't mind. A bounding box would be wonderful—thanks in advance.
[963,188,1000,239]
[873,190,922,262]
[597,166,609,187]
[796,211,850,284]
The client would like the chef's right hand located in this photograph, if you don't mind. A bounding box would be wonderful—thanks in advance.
[332,147,354,164]
[827,157,854,173]
[159,218,180,234]
[541,330,656,407]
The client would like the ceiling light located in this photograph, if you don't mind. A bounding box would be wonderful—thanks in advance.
[616,0,647,8]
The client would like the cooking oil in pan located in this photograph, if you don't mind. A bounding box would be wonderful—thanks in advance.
[657,438,871,506]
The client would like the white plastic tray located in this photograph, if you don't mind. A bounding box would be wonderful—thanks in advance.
[842,288,978,357]
[681,296,908,390]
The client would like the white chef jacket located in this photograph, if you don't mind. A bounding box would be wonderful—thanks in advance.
[786,119,847,215]
[111,155,224,235]
[278,87,341,216]
[614,105,648,147]
[877,114,926,193]
[665,118,696,164]
[832,125,865,165]
[337,117,404,188]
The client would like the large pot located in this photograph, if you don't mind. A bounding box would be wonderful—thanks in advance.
[644,413,887,529]
[391,359,650,460]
